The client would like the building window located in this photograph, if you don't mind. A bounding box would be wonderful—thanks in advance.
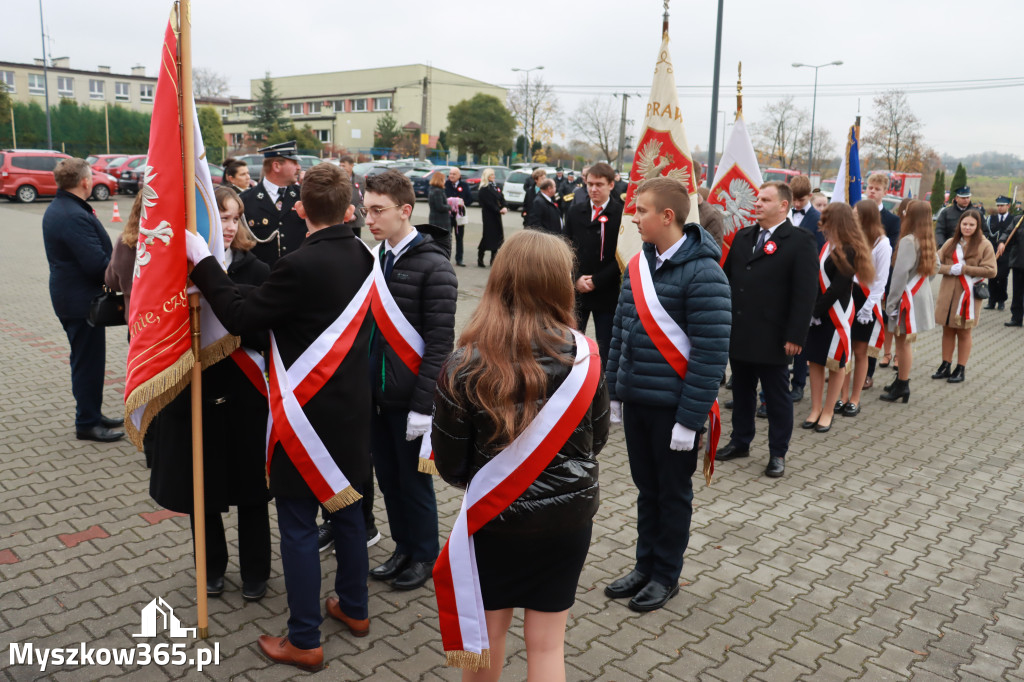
[231,132,244,146]
[221,108,229,116]
[333,100,346,112]
[373,96,392,111]
[89,79,105,100]
[307,101,321,114]
[0,70,14,93]
[57,76,73,97]
[28,73,45,95]
[315,129,330,142]
[351,98,367,112]
[140,83,154,102]
[115,82,130,102]
[288,102,303,115]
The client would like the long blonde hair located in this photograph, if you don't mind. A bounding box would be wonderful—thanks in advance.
[480,168,495,187]
[447,230,577,445]
[896,200,938,278]
[120,192,146,247]
[215,186,256,251]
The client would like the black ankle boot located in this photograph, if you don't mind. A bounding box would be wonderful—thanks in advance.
[947,365,965,383]
[879,378,910,403]
[477,252,486,267]
[931,361,951,379]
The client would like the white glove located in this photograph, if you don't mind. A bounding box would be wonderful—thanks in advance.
[810,316,822,326]
[405,411,432,441]
[669,423,697,451]
[856,308,874,325]
[610,401,622,424]
[185,229,212,264]
[949,262,963,276]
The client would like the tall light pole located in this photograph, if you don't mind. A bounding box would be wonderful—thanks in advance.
[793,60,842,176]
[705,0,724,188]
[511,65,543,163]
[39,0,52,150]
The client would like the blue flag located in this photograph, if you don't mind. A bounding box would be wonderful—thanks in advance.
[830,123,862,205]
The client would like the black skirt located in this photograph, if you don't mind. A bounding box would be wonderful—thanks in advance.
[850,285,874,343]
[474,522,593,612]
[804,319,848,370]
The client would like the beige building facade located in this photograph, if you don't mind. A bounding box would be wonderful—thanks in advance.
[221,64,506,154]
[0,58,157,114]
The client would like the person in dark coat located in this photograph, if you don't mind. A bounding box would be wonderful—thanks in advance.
[564,162,624,370]
[150,186,272,602]
[695,186,726,248]
[240,141,306,266]
[223,158,251,194]
[41,157,123,442]
[786,175,822,401]
[339,155,365,238]
[864,172,901,249]
[521,167,547,227]
[185,164,373,671]
[935,186,976,246]
[105,192,146,324]
[444,167,473,266]
[605,178,730,612]
[361,170,458,592]
[433,229,609,677]
[996,205,1024,326]
[529,178,563,235]
[718,181,819,478]
[985,196,1014,310]
[476,168,507,266]
[613,171,629,199]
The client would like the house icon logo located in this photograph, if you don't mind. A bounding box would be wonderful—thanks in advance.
[132,597,197,639]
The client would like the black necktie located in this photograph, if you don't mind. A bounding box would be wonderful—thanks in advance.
[383,249,396,281]
[755,229,770,253]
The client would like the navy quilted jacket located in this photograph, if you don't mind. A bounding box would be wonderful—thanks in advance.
[607,224,731,431]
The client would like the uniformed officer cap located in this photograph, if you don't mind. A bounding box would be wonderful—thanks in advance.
[996,195,1011,205]
[956,186,971,197]
[258,141,301,162]
[567,171,575,177]
[556,167,564,172]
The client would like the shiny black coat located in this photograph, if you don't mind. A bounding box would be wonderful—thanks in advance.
[149,249,271,513]
[477,184,506,251]
[432,339,610,535]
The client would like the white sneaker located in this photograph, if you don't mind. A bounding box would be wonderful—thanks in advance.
[366,530,382,548]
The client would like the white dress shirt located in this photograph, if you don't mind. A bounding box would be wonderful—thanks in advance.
[655,234,687,270]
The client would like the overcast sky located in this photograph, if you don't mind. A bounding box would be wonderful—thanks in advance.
[3,0,1021,160]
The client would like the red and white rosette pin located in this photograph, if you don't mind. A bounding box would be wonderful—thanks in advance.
[763,241,777,255]
[598,215,609,260]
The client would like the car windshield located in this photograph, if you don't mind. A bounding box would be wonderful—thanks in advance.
[107,156,127,167]
[407,169,431,178]
[86,156,98,164]
[507,171,530,184]
[129,157,147,168]
[459,168,483,180]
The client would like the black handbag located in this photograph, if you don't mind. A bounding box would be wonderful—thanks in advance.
[972,281,990,300]
[87,288,127,327]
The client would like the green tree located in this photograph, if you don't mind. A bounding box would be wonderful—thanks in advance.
[949,162,967,201]
[198,106,225,163]
[374,112,401,148]
[0,83,12,128]
[267,123,321,153]
[250,73,285,143]
[446,94,516,159]
[929,170,945,214]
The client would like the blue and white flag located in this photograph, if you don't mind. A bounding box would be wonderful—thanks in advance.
[830,123,862,205]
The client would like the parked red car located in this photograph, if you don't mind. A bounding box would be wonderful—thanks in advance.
[1,149,116,202]
[87,154,128,174]
[107,154,147,180]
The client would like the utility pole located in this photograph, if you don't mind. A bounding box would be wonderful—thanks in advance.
[419,75,428,161]
[706,0,724,188]
[104,103,110,154]
[39,0,52,150]
[615,93,629,173]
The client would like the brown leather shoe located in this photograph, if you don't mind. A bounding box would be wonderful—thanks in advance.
[256,635,324,672]
[863,377,873,390]
[326,597,370,637]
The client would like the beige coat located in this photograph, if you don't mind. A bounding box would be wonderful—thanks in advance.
[886,235,938,338]
[934,238,997,329]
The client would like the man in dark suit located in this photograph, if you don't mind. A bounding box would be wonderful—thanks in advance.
[786,175,822,401]
[444,167,473,266]
[187,164,373,671]
[339,155,365,239]
[41,158,124,442]
[985,196,1013,310]
[719,181,818,478]
[935,186,976,245]
[241,141,306,266]
[564,162,624,369]
[529,178,563,234]
[864,172,901,249]
[572,166,591,206]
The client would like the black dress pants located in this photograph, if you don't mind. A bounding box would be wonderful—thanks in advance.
[1011,268,1024,321]
[59,317,105,429]
[728,359,793,458]
[190,503,271,583]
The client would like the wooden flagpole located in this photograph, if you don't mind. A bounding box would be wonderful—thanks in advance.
[178,0,209,640]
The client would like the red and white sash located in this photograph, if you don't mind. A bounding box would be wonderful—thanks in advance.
[230,347,268,397]
[368,241,437,474]
[627,252,722,486]
[265,274,374,511]
[819,244,854,371]
[898,273,926,336]
[858,284,885,354]
[433,331,601,670]
[952,243,979,325]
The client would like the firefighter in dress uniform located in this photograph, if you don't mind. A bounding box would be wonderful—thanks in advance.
[240,141,307,267]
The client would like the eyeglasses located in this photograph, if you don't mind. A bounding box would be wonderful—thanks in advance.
[358,204,403,218]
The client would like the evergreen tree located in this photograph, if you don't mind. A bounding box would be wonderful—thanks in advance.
[198,106,226,163]
[949,162,967,200]
[250,73,285,143]
[930,170,945,214]
[267,123,321,153]
[373,112,401,149]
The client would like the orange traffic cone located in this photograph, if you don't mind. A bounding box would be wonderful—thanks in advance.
[111,202,123,223]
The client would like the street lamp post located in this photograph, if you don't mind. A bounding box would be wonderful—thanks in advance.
[792,60,842,176]
[511,65,543,163]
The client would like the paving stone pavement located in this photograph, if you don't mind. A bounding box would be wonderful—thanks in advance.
[2,198,1023,681]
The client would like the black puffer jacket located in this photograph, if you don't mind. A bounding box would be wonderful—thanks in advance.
[370,224,459,414]
[432,337,610,535]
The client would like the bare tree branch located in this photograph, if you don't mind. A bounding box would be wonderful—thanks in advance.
[753,96,808,168]
[862,89,923,171]
[569,97,619,162]
[193,67,230,99]
[506,75,561,152]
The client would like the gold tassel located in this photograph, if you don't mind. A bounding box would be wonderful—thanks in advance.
[866,346,881,359]
[703,452,714,486]
[198,334,240,370]
[445,649,491,671]
[124,350,195,450]
[825,357,848,374]
[322,486,362,512]
[418,459,439,476]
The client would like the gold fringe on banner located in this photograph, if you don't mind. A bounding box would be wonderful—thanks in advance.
[322,486,362,512]
[198,333,240,371]
[703,451,714,487]
[445,648,491,671]
[124,350,194,450]
[418,459,439,476]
